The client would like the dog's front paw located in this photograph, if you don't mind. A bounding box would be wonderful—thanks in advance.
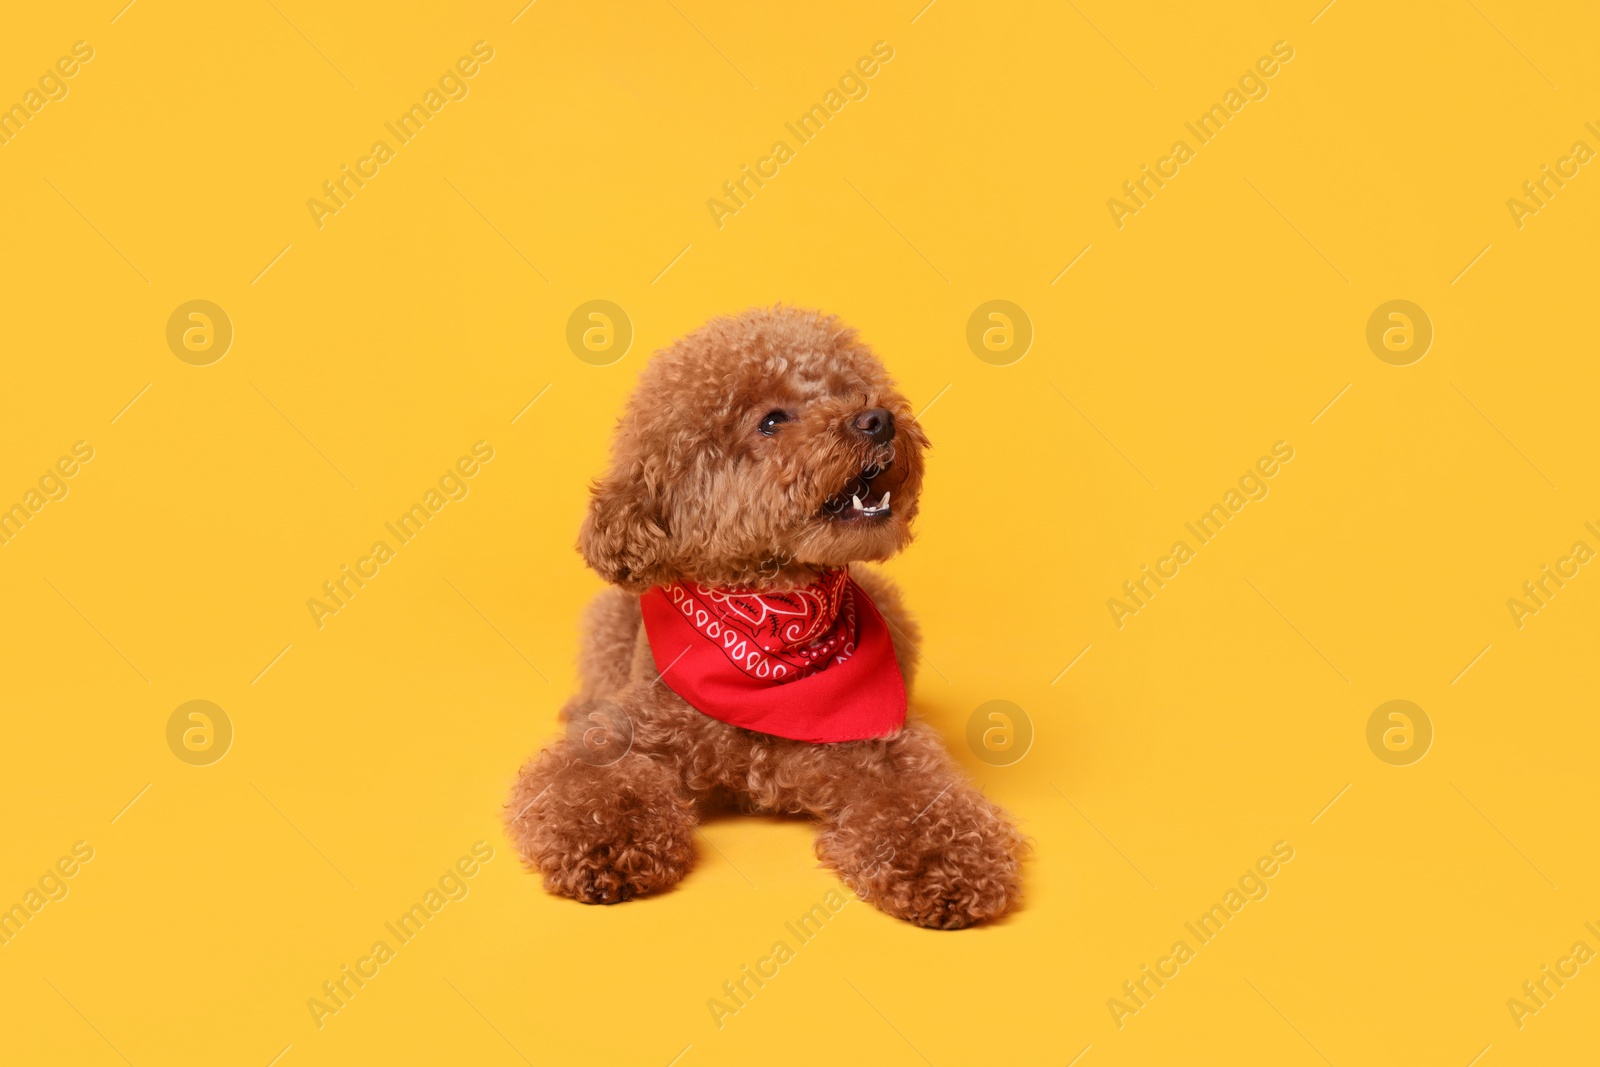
[505,746,697,904]
[818,781,1025,929]
[879,845,1023,930]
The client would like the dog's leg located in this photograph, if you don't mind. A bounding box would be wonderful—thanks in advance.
[574,588,642,701]
[807,721,1025,929]
[504,700,696,904]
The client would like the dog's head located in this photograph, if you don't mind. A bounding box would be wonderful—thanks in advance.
[580,306,929,591]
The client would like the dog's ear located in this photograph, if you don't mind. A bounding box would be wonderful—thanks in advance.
[578,468,670,591]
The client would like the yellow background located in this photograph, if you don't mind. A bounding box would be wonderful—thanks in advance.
[2,1,1598,1064]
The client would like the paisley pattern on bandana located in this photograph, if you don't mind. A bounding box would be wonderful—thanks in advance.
[639,569,907,743]
[658,569,857,683]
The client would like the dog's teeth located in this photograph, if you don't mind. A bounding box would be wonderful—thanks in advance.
[852,494,863,510]
[881,491,890,508]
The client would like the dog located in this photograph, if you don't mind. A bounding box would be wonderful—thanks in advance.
[504,306,1025,929]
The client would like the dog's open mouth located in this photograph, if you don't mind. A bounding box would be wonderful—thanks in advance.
[820,460,894,521]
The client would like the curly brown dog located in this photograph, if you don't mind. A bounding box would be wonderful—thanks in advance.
[504,306,1025,929]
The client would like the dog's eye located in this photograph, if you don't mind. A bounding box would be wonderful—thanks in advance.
[757,410,791,436]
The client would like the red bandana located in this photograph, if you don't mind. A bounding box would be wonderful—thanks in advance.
[638,569,907,743]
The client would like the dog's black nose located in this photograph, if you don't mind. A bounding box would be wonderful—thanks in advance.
[851,408,895,444]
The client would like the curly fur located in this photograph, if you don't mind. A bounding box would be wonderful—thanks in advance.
[504,306,1025,928]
